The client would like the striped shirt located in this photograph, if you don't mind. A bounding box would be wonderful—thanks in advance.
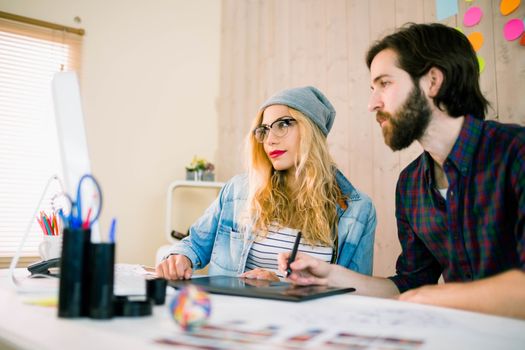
[245,226,333,279]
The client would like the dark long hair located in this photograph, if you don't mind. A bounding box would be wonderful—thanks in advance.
[366,23,489,119]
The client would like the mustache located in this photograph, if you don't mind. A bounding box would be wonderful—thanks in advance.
[376,110,392,122]
[377,110,390,118]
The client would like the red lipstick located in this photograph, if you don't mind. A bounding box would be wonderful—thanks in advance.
[269,150,286,158]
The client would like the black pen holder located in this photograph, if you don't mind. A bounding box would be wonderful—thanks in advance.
[87,243,115,319]
[113,296,153,317]
[146,277,167,305]
[58,228,91,318]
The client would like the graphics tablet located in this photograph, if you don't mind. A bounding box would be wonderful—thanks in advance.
[169,276,355,302]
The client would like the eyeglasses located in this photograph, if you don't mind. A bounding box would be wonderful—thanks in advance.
[253,117,297,143]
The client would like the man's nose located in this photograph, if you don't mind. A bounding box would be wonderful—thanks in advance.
[368,91,383,113]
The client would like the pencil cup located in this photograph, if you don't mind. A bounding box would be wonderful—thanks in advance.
[58,228,91,318]
[146,277,168,305]
[38,235,62,261]
[87,243,115,319]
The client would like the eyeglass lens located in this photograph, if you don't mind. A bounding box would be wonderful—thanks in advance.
[254,118,296,143]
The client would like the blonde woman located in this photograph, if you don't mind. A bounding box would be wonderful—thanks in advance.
[156,86,376,281]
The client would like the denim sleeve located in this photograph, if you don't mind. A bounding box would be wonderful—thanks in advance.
[164,183,229,270]
[348,201,376,276]
[337,198,376,276]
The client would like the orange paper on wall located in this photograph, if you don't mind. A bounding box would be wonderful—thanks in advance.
[500,0,521,16]
[468,32,484,51]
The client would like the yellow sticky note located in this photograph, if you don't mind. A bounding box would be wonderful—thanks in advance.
[477,56,485,73]
[24,297,58,307]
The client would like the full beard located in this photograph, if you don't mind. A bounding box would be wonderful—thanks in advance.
[378,85,432,151]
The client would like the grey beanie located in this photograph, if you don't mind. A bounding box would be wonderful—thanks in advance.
[259,86,336,136]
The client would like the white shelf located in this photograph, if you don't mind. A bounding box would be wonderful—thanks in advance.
[164,180,224,243]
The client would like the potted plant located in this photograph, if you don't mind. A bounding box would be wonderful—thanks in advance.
[185,156,215,181]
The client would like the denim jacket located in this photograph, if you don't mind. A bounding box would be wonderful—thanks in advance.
[166,170,376,276]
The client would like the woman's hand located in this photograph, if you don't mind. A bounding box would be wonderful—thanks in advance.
[156,254,193,280]
[240,268,280,282]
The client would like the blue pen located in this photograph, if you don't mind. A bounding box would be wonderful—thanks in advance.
[58,208,71,231]
[108,218,117,243]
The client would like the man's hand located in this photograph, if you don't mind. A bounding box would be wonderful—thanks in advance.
[277,251,400,297]
[156,254,193,280]
[240,268,280,282]
[398,270,525,319]
[277,252,331,285]
[398,283,455,306]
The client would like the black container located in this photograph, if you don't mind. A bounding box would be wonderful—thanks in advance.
[87,243,115,319]
[58,228,91,318]
[146,277,167,305]
[113,296,153,317]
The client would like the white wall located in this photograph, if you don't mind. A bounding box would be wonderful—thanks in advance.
[0,0,221,265]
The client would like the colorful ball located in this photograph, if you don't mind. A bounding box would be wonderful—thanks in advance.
[170,285,211,330]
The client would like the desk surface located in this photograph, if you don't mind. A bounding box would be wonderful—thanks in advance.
[1,269,524,350]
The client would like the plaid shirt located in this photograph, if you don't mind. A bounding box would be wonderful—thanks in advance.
[389,115,525,293]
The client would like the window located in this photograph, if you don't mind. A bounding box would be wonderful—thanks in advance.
[0,13,83,265]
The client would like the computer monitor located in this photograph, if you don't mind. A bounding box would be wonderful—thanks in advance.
[9,71,99,291]
[52,71,100,241]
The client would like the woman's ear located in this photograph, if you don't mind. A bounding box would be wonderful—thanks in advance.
[426,67,444,98]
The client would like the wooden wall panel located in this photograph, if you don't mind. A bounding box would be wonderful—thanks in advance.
[325,0,350,175]
[217,0,525,277]
[460,0,499,118]
[369,0,401,277]
[271,0,291,94]
[245,0,261,126]
[257,0,273,101]
[346,0,373,197]
[491,0,525,123]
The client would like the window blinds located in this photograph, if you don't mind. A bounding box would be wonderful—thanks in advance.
[0,16,83,257]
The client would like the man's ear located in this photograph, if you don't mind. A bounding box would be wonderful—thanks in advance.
[426,67,444,98]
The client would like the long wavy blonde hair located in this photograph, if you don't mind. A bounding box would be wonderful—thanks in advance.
[245,107,342,246]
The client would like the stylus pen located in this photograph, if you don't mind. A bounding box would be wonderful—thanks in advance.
[286,231,302,277]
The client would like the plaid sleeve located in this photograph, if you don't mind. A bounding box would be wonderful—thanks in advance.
[388,177,442,292]
[512,133,525,271]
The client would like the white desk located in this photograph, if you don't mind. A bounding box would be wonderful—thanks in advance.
[1,269,524,350]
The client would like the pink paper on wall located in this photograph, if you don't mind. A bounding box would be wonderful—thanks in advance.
[463,6,483,27]
[503,18,525,41]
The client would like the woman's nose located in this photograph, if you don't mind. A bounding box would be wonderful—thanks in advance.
[265,129,278,145]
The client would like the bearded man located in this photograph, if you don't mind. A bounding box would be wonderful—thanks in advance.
[278,23,525,320]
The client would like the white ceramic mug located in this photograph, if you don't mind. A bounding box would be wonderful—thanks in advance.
[38,235,62,260]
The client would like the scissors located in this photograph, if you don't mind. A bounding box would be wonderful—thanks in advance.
[67,174,103,229]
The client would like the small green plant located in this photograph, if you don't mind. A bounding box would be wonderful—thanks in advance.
[186,156,214,172]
